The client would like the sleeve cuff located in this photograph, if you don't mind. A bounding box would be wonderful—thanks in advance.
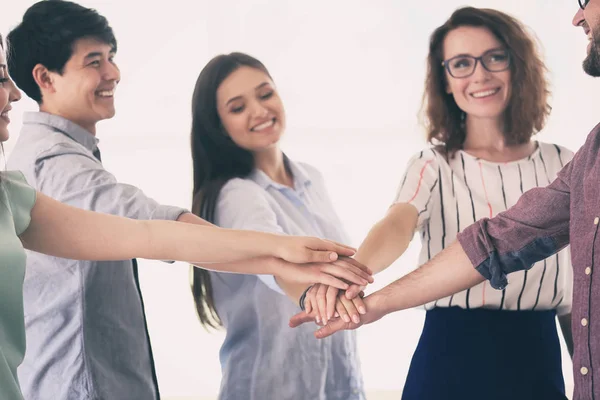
[151,205,189,222]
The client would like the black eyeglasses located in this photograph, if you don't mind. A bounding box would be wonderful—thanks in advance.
[579,0,590,9]
[442,48,511,79]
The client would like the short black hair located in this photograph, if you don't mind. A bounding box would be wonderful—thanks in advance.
[6,0,117,103]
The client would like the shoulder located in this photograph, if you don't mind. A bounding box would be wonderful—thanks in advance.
[220,177,267,200]
[536,141,575,163]
[403,147,446,171]
[296,161,326,185]
[217,177,273,213]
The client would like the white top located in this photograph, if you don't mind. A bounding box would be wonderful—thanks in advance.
[394,141,573,315]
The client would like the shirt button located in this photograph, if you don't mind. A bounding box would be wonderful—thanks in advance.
[595,217,600,225]
[582,318,589,327]
[581,367,589,376]
[585,267,592,275]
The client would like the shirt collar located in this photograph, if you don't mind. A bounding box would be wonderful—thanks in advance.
[23,111,100,152]
[249,156,312,194]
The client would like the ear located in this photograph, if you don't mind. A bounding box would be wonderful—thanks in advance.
[32,64,56,94]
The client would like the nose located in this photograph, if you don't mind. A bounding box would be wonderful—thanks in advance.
[248,100,269,119]
[103,61,121,83]
[471,59,492,83]
[573,8,584,27]
[8,77,21,103]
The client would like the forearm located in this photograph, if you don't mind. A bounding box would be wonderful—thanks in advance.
[196,256,279,275]
[23,193,282,263]
[354,204,417,274]
[372,241,485,315]
[275,278,309,303]
[177,212,214,227]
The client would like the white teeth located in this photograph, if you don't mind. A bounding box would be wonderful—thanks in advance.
[252,119,274,131]
[96,89,115,97]
[1,112,8,118]
[471,88,500,98]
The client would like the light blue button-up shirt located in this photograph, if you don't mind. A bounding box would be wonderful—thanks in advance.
[7,112,187,400]
[211,159,365,400]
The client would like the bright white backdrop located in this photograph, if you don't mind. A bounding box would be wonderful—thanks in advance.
[3,1,597,399]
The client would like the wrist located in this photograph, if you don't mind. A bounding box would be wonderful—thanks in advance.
[298,285,313,310]
[368,290,394,317]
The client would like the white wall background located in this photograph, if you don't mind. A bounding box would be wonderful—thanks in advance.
[3,1,597,399]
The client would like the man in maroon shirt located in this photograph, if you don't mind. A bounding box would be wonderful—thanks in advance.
[304,2,600,399]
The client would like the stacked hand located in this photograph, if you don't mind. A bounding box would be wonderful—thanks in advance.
[290,291,386,338]
[273,237,374,291]
[288,257,381,334]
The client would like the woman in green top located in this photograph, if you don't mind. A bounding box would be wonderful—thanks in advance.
[0,37,372,399]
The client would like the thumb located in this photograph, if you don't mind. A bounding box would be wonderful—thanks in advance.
[289,311,315,328]
[314,318,346,339]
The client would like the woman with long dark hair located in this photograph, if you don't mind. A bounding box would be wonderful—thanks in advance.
[190,53,367,400]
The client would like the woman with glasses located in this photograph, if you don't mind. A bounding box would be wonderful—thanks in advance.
[294,6,574,400]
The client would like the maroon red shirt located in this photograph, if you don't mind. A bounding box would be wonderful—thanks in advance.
[458,123,600,400]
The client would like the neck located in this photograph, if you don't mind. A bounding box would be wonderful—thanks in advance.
[39,104,96,135]
[463,116,506,151]
[462,115,535,162]
[253,147,293,187]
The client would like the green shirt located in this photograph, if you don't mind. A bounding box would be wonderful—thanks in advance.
[0,171,36,399]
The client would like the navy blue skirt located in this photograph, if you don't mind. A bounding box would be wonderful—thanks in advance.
[401,307,567,400]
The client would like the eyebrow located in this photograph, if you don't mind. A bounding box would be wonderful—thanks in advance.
[83,51,116,61]
[226,82,271,105]
[447,47,506,59]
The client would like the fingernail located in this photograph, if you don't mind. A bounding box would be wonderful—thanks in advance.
[329,252,337,260]
[343,315,350,323]
[316,316,320,323]
[352,315,360,324]
[359,307,366,314]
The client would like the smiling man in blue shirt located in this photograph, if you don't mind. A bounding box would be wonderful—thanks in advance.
[5,2,205,399]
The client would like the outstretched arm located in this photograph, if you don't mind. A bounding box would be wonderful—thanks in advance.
[21,192,355,271]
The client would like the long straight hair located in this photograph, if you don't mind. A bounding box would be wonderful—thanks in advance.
[190,53,273,328]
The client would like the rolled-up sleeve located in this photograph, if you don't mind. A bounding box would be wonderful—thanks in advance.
[216,178,286,294]
[457,158,573,290]
[34,143,187,221]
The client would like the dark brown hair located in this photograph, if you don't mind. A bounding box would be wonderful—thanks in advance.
[421,7,550,154]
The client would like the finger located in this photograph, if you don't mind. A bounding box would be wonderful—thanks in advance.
[320,239,357,256]
[335,299,351,323]
[315,318,349,339]
[289,311,315,327]
[338,256,373,275]
[316,284,328,324]
[352,295,367,315]
[340,295,361,324]
[321,264,370,286]
[304,286,317,315]
[312,271,349,290]
[334,259,374,282]
[305,248,340,263]
[345,284,365,299]
[326,286,338,320]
